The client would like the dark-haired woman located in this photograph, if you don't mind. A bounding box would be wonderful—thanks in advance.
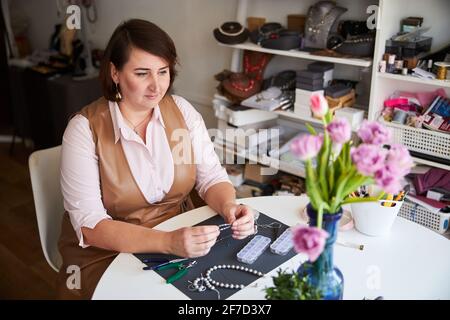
[57,19,255,299]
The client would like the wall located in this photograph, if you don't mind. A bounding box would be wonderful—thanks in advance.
[9,0,240,128]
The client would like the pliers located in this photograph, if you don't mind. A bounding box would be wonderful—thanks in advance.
[142,258,187,271]
[155,260,197,284]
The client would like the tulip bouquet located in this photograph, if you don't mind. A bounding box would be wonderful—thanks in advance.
[289,94,413,262]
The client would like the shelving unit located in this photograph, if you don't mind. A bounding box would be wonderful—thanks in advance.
[368,0,450,171]
[214,142,306,178]
[219,42,373,67]
[214,0,450,177]
[214,0,380,176]
[377,72,450,89]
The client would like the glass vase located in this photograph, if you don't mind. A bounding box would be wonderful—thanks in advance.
[297,203,344,300]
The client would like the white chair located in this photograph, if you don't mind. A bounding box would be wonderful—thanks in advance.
[29,145,63,272]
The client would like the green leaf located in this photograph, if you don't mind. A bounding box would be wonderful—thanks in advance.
[306,123,317,135]
[318,133,330,200]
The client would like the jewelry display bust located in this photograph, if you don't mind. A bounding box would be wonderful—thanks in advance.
[304,0,347,49]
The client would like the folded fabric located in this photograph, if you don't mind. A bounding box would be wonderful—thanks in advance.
[413,168,450,195]
[395,88,447,108]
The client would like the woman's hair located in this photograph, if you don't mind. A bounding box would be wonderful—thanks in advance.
[99,19,178,101]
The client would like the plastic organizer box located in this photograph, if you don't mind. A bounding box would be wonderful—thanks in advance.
[398,200,450,234]
[237,235,271,264]
[384,121,450,161]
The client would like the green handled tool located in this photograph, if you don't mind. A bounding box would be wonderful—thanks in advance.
[155,260,197,284]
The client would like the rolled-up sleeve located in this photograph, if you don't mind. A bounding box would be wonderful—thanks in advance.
[60,115,112,248]
[172,95,232,199]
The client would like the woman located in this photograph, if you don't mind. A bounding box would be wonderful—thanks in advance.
[57,19,255,299]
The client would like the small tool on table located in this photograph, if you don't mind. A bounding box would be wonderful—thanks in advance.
[142,258,188,271]
[155,260,197,284]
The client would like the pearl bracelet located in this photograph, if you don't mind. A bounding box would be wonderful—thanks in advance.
[188,264,264,298]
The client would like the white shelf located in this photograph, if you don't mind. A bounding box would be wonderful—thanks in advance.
[214,142,305,178]
[275,110,323,125]
[276,110,363,133]
[411,157,450,172]
[218,42,373,68]
[377,72,450,88]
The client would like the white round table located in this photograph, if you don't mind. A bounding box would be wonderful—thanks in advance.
[92,196,450,300]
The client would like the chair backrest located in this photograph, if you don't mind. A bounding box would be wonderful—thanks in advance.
[29,145,63,272]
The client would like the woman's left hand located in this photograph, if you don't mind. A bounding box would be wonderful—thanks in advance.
[222,203,256,240]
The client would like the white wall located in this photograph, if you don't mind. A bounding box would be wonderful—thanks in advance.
[9,0,240,128]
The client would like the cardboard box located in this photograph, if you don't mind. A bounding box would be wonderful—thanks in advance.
[244,163,274,184]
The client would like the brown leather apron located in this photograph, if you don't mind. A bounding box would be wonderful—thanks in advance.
[56,96,197,299]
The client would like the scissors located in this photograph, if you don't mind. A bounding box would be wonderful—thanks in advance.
[142,258,188,271]
[155,260,197,284]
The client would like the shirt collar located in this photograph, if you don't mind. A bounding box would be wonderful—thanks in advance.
[109,101,166,144]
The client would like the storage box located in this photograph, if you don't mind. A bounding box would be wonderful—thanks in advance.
[385,36,432,58]
[287,14,306,33]
[222,105,278,127]
[295,88,324,106]
[398,200,450,234]
[307,62,334,87]
[384,121,450,161]
[244,163,274,184]
[334,107,365,130]
[294,103,312,117]
[296,82,324,91]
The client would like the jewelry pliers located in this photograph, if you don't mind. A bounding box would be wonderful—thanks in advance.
[155,260,197,284]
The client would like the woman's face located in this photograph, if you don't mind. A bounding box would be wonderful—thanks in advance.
[111,47,171,110]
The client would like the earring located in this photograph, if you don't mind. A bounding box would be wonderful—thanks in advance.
[115,83,122,101]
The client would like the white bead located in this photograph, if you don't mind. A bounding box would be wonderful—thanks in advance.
[244,268,248,272]
[230,284,234,289]
[225,283,229,288]
[240,285,245,289]
[213,266,217,270]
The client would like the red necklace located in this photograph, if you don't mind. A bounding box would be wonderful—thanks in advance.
[230,78,256,92]
[244,54,268,81]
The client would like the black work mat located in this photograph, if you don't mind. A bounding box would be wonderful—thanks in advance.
[134,212,297,300]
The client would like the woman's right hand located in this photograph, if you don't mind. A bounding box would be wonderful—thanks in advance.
[167,225,220,258]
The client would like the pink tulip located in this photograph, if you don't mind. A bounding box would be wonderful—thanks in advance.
[310,94,329,118]
[326,118,351,144]
[357,120,391,145]
[292,225,329,262]
[374,164,403,194]
[351,144,387,176]
[290,134,323,161]
[385,144,414,177]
